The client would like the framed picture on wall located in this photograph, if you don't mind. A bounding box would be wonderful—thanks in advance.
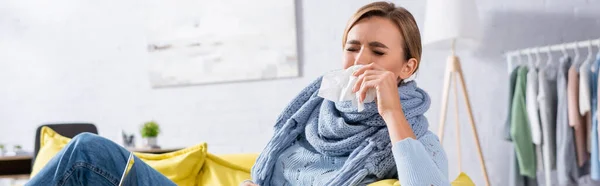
[143,0,299,88]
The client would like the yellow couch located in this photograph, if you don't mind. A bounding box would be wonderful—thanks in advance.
[211,153,475,186]
[31,127,475,186]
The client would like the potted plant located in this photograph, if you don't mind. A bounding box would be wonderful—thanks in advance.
[141,121,160,148]
[13,145,23,155]
[0,144,4,156]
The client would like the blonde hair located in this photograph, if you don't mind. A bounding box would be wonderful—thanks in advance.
[342,1,422,71]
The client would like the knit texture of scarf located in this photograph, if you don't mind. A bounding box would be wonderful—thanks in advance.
[251,76,431,186]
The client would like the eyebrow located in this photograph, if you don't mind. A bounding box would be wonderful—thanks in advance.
[346,40,389,49]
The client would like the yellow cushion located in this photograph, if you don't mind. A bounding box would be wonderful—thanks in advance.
[30,127,207,186]
[132,144,207,185]
[216,153,259,170]
[196,153,255,185]
[30,127,71,177]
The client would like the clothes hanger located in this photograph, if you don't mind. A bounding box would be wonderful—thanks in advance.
[507,54,517,73]
[534,48,542,68]
[544,47,552,70]
[526,51,534,68]
[561,44,569,59]
[517,52,524,67]
[573,42,581,68]
[583,40,593,66]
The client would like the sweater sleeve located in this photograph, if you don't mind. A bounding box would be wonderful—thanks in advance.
[392,131,450,186]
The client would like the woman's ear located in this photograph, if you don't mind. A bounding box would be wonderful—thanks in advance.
[398,58,418,79]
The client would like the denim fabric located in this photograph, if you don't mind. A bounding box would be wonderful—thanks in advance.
[26,133,175,186]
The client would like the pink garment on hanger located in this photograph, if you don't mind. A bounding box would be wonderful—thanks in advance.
[568,66,589,166]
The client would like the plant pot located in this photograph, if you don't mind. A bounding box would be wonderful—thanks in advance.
[143,137,158,148]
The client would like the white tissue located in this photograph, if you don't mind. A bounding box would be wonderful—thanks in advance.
[318,65,376,112]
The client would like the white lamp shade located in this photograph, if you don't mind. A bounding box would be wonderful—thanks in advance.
[422,0,481,50]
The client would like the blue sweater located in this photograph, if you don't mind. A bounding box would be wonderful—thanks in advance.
[270,130,449,185]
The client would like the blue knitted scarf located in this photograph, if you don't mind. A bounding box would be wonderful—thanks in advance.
[251,76,430,185]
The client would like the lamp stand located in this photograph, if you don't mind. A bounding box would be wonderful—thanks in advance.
[437,44,490,186]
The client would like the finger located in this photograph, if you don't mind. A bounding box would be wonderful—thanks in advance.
[353,73,365,93]
[357,75,380,102]
[353,70,384,92]
[359,79,377,103]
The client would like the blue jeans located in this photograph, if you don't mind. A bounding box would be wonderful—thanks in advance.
[26,133,176,186]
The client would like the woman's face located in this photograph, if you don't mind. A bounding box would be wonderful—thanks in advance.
[343,16,416,80]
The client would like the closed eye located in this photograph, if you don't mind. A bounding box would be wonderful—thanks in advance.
[345,47,359,52]
[373,50,385,56]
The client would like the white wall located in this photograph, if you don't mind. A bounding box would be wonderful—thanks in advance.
[1,0,599,185]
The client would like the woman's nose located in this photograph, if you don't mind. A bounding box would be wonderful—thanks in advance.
[353,50,371,66]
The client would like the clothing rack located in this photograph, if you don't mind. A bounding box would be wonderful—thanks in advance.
[504,38,600,72]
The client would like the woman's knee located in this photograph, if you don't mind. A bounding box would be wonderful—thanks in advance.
[70,132,116,153]
[72,132,104,144]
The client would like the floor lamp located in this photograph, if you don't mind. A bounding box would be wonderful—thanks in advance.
[422,0,490,185]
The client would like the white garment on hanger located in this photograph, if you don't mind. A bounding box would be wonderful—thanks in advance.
[527,67,542,145]
[580,60,592,115]
[579,61,592,153]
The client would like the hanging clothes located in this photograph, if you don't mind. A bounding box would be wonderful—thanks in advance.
[597,54,600,161]
[538,59,558,186]
[580,57,593,153]
[508,66,538,186]
[567,65,589,166]
[507,66,537,186]
[592,53,600,181]
[505,40,600,185]
[506,67,521,141]
[581,55,593,115]
[597,54,600,160]
[527,66,542,145]
[556,56,579,185]
[525,65,545,181]
[510,148,538,186]
[511,66,537,178]
[587,111,593,153]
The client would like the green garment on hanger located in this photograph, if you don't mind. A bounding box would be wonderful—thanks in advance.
[505,67,521,141]
[511,66,537,178]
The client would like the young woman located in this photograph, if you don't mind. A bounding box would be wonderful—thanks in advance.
[27,2,448,186]
[245,2,448,186]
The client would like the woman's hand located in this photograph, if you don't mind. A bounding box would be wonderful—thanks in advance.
[352,63,402,117]
[352,63,416,141]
